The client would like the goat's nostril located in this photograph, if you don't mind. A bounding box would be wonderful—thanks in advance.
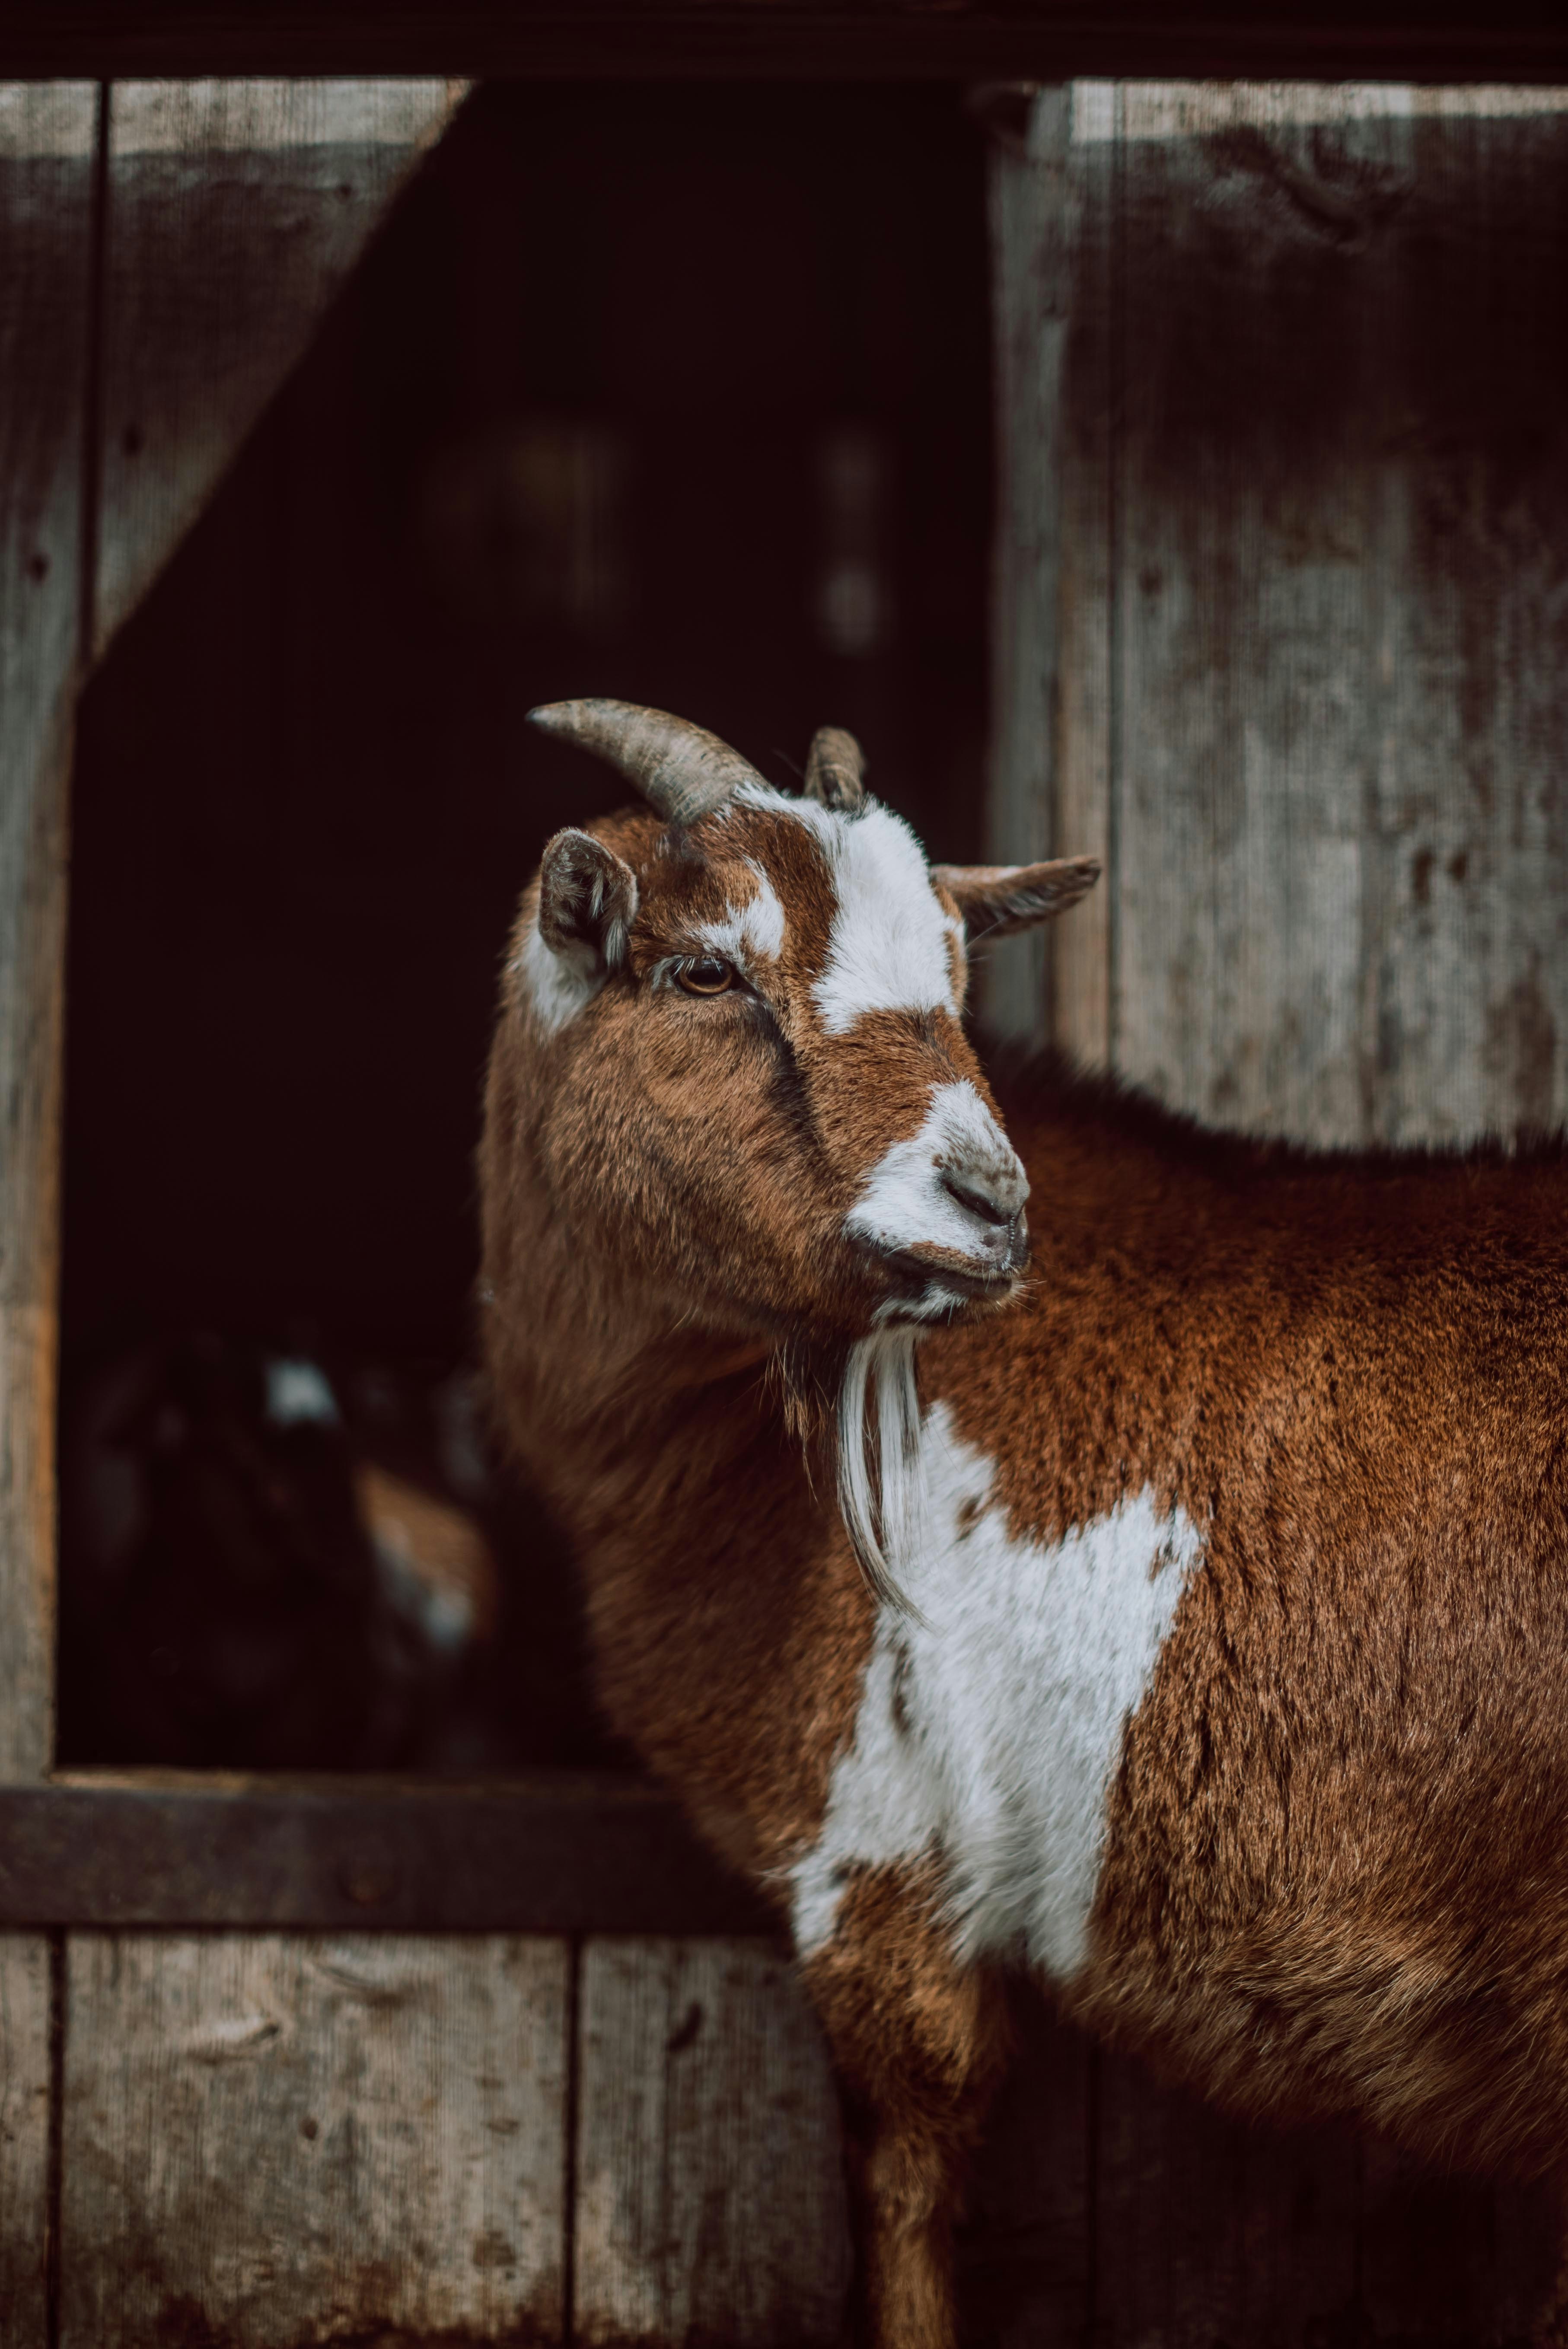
[942,1175,1014,1230]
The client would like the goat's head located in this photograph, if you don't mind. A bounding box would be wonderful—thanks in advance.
[491,699,1097,1598]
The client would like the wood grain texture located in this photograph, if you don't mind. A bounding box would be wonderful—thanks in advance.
[60,1931,569,2346]
[95,76,466,655]
[985,83,1073,1044]
[0,82,98,1787]
[574,1937,850,2347]
[1049,84,1117,1071]
[1037,80,1568,1146]
[0,1932,53,2345]
[0,89,99,2335]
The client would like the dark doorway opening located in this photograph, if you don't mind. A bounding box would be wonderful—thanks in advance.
[57,80,994,1771]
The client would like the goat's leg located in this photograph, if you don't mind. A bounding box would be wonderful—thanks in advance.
[800,1861,1010,2349]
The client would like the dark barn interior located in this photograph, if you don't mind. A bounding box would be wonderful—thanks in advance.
[56,82,993,1771]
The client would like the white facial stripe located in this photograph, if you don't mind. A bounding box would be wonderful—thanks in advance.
[733,781,956,1031]
[792,1403,1201,1980]
[813,806,957,1034]
[846,1080,1027,1262]
[692,858,786,969]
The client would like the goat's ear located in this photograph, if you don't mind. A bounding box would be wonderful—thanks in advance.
[932,857,1100,942]
[538,829,639,974]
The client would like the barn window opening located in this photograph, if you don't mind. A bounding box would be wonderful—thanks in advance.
[55,81,994,1772]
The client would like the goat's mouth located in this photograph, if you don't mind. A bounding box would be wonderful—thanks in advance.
[864,1235,1026,1322]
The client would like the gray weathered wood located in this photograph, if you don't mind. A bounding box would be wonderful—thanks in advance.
[95,76,466,656]
[1052,78,1117,1069]
[985,83,1073,1044]
[1006,79,1568,1145]
[0,81,98,1790]
[574,1936,851,2346]
[0,1932,52,2344]
[0,92,96,2332]
[61,1931,569,2346]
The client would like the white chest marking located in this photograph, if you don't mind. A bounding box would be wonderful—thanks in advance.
[791,1403,1201,1980]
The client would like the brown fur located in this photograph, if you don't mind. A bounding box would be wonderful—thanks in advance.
[482,788,1568,2347]
[933,1066,1568,2179]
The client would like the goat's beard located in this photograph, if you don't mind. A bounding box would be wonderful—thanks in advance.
[836,1328,926,1614]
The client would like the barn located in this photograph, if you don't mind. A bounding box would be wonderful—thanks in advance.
[2,5,1567,2341]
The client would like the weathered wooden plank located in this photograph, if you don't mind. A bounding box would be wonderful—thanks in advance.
[0,84,99,2338]
[0,1772,778,1933]
[1035,79,1118,1065]
[574,1936,850,2347]
[94,76,465,656]
[0,81,97,1788]
[61,1931,569,2346]
[985,83,1073,1045]
[1109,81,1420,1141]
[0,1932,53,2344]
[1045,80,1568,1146]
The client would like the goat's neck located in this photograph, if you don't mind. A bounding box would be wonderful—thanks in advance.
[486,1195,802,1552]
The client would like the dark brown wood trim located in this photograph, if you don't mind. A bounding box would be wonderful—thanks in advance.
[0,7,1566,82]
[0,1771,780,1935]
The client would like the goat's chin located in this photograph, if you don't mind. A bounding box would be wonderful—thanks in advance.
[872,1269,1024,1331]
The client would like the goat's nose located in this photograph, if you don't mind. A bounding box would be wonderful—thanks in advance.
[940,1172,1016,1229]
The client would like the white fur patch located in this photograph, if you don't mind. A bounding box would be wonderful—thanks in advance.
[846,1080,1027,1262]
[693,858,787,968]
[516,914,600,1037]
[732,782,959,1030]
[813,806,958,1034]
[792,1403,1202,1981]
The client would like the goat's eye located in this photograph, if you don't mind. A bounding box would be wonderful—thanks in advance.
[675,957,736,997]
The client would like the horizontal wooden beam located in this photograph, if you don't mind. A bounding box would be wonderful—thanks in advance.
[0,1770,780,1934]
[0,6,1566,80]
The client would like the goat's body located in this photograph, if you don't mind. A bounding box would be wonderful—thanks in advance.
[826,1071,1568,2177]
[481,710,1568,2345]
[489,1057,1568,2184]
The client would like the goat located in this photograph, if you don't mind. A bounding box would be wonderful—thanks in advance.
[480,699,1568,2349]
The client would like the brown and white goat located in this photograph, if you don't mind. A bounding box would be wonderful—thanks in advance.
[481,699,1568,2348]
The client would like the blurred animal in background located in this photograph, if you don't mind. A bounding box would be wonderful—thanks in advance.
[58,1333,608,1772]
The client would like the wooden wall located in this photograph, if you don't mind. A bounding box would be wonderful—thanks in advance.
[982,76,1568,2347]
[7,66,1568,2346]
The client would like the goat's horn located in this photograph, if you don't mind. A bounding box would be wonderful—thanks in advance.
[803,726,866,813]
[527,699,763,827]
